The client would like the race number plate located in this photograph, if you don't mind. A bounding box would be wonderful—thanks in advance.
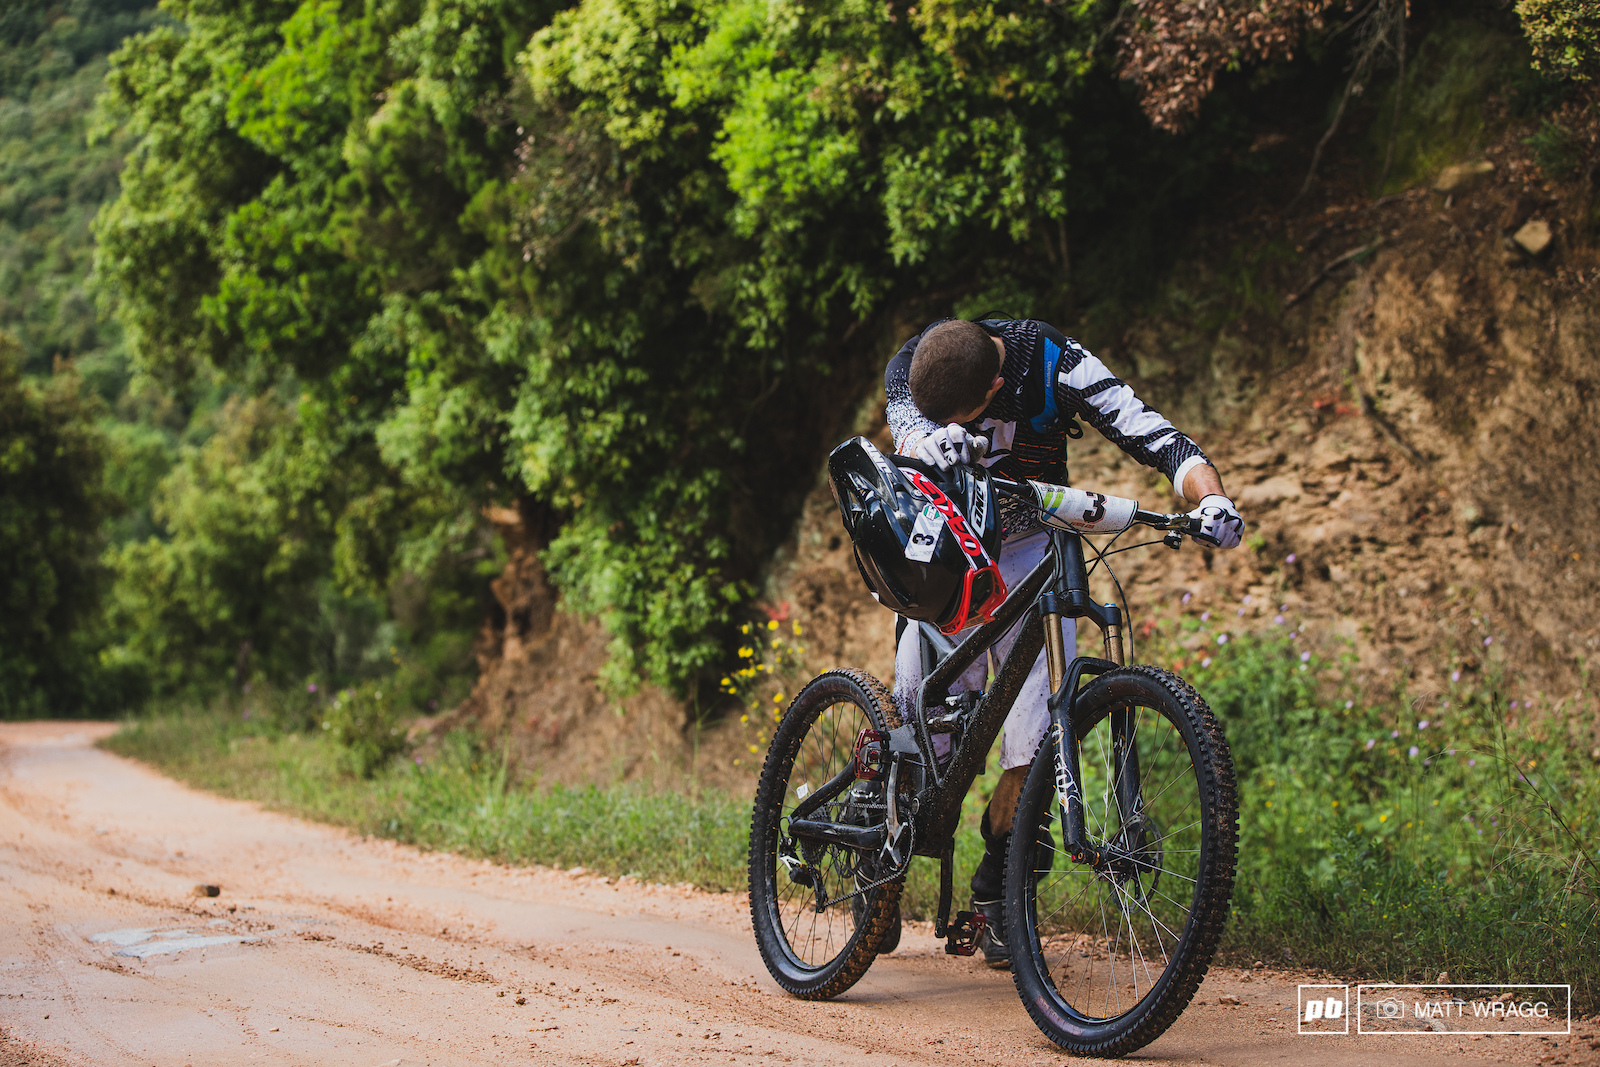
[905,504,944,562]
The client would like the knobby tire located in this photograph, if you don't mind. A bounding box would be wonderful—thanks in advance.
[1004,665,1238,1057]
[749,668,904,999]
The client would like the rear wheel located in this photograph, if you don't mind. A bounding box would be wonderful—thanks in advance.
[1004,666,1237,1057]
[749,669,904,999]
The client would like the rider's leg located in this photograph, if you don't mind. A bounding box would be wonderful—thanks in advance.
[964,531,1076,965]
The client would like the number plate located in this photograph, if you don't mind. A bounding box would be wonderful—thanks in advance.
[904,504,944,562]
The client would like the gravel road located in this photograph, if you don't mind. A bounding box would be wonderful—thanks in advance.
[0,721,1581,1067]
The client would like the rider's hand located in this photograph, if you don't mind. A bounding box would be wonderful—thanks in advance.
[911,424,987,471]
[1189,494,1244,549]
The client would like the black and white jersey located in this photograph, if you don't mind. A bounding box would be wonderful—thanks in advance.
[884,318,1208,537]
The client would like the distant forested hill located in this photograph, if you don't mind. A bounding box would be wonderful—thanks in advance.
[0,0,155,381]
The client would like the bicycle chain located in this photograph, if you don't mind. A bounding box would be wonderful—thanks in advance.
[818,822,915,909]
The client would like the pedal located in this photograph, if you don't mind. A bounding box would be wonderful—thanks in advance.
[943,909,987,956]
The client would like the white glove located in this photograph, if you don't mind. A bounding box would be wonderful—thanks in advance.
[911,424,988,471]
[1189,494,1244,549]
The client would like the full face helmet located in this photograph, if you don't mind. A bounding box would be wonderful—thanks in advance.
[826,437,1006,635]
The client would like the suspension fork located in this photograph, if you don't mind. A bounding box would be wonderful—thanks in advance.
[1042,531,1127,865]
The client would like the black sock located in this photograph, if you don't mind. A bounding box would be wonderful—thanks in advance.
[970,816,1008,901]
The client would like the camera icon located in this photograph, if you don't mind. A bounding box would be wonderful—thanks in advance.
[1374,997,1405,1020]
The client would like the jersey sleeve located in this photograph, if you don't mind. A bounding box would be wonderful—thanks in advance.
[1043,326,1209,495]
[884,332,939,452]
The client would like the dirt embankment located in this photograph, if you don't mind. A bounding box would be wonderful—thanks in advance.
[444,109,1600,787]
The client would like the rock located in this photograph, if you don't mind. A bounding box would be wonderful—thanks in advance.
[1434,161,1494,194]
[192,884,221,898]
[1237,476,1303,509]
[1437,971,1450,983]
[1513,219,1552,257]
[1219,994,1242,1005]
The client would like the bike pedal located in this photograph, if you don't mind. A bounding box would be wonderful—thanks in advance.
[943,909,987,956]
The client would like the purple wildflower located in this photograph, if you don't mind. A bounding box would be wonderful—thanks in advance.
[1409,746,1420,758]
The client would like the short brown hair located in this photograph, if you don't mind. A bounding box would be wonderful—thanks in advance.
[909,320,999,422]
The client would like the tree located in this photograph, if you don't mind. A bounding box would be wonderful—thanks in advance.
[0,335,116,715]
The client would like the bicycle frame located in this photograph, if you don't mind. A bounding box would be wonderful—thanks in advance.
[787,455,1184,940]
[888,519,1133,937]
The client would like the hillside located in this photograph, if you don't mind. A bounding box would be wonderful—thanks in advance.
[443,28,1600,786]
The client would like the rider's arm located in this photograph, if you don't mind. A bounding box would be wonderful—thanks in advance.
[885,332,940,453]
[1041,325,1213,503]
[1181,461,1226,504]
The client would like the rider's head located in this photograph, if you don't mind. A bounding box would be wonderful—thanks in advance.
[909,320,1004,423]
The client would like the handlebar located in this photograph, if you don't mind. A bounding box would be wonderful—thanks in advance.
[890,450,1203,544]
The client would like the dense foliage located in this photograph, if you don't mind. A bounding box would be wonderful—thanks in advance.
[0,335,118,714]
[87,0,1305,698]
[1518,0,1600,80]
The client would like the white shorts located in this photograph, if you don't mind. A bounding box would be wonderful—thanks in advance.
[892,531,1076,770]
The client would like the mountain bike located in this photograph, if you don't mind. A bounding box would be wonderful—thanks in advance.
[747,453,1238,1058]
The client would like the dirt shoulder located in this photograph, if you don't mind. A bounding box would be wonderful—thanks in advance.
[2,721,1588,1066]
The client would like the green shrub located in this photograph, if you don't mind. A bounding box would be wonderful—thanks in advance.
[1518,0,1600,81]
[1526,119,1585,179]
[319,680,411,778]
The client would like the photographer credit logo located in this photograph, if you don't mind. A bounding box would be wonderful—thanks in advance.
[1298,985,1349,1034]
[1357,985,1571,1036]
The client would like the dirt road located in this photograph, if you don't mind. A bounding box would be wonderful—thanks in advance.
[0,722,1585,1066]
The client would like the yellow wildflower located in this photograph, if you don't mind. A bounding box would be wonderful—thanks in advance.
[767,619,779,630]
[738,647,753,658]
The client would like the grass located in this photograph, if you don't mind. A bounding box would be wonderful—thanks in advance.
[107,632,1600,1013]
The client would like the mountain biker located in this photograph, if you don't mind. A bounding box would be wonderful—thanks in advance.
[884,316,1244,967]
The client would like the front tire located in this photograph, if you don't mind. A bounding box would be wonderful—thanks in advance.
[749,669,904,999]
[1004,666,1237,1057]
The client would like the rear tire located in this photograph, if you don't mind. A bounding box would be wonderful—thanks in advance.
[1004,666,1237,1057]
[749,669,904,998]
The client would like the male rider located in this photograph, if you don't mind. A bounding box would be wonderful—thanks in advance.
[885,317,1244,967]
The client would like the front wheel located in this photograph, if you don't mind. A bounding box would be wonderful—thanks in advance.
[1005,666,1237,1057]
[749,669,904,999]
